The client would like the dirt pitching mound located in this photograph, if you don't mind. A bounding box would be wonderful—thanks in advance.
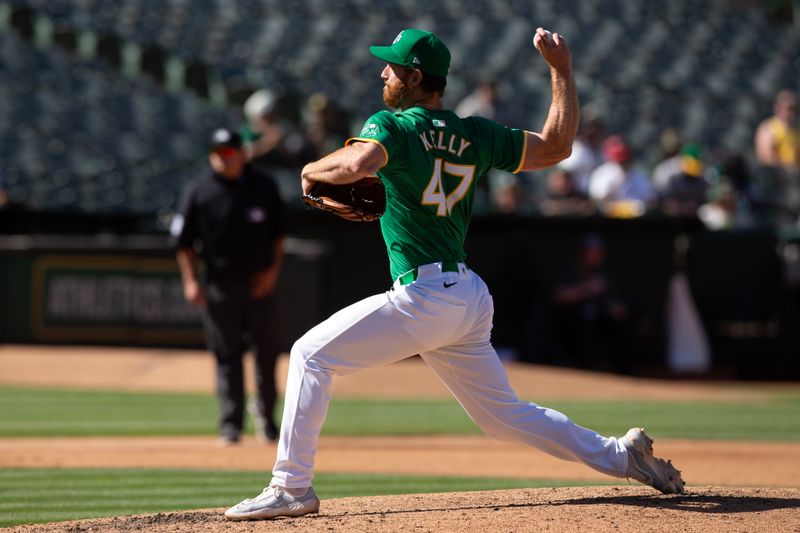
[9,486,800,533]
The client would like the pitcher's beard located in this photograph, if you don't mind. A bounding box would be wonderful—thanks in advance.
[383,82,411,110]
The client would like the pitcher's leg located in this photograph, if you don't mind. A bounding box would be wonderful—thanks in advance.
[421,344,628,477]
[271,292,428,489]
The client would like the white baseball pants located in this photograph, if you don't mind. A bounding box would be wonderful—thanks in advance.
[271,262,628,488]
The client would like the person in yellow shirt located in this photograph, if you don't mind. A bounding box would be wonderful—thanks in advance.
[755,89,799,170]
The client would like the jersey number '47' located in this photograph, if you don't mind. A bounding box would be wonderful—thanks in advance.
[421,158,476,216]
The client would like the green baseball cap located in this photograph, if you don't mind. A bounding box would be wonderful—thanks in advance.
[370,29,451,77]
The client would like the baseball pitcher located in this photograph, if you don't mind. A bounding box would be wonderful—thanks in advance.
[225,27,684,521]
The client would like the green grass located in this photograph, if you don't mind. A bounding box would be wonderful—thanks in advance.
[547,399,800,441]
[0,387,799,440]
[0,388,219,436]
[0,468,608,527]
[1,387,797,527]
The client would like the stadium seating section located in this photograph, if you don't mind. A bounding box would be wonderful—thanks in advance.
[1,0,798,220]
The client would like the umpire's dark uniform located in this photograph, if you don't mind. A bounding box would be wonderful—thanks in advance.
[174,128,287,444]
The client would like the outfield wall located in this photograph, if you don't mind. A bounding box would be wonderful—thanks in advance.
[0,234,332,352]
[1,213,797,378]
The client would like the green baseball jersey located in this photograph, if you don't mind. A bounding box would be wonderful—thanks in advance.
[347,106,526,280]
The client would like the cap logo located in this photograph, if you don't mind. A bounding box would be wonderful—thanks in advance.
[393,32,403,44]
[412,56,421,65]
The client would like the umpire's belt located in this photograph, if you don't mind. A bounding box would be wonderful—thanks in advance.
[397,261,464,286]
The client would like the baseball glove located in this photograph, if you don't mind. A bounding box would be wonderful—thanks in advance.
[302,176,386,222]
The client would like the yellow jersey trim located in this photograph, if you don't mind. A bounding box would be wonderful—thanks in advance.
[345,137,389,168]
[512,131,529,174]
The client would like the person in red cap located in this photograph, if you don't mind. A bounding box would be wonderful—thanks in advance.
[588,135,656,212]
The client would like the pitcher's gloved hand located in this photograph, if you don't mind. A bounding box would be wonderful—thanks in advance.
[302,176,386,222]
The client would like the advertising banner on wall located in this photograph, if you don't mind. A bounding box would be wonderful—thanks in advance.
[29,255,204,345]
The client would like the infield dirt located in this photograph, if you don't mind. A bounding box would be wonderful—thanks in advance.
[2,345,799,532]
[7,487,800,533]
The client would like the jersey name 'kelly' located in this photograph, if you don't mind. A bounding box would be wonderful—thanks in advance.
[418,130,472,157]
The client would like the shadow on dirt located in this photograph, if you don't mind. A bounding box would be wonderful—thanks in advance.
[556,493,800,514]
[316,491,800,519]
[54,490,799,532]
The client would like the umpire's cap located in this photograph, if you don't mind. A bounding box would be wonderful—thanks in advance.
[209,128,243,151]
[370,29,450,77]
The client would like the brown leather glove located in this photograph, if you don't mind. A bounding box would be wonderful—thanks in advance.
[302,176,386,222]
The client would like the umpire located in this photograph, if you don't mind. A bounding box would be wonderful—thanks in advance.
[173,128,287,445]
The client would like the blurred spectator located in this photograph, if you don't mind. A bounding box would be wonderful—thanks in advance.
[455,80,509,123]
[303,92,352,158]
[754,89,800,217]
[172,128,287,446]
[557,105,605,193]
[242,88,316,171]
[755,89,799,170]
[488,171,524,214]
[660,144,708,217]
[695,153,755,229]
[665,235,711,374]
[651,128,684,193]
[720,153,753,200]
[588,135,657,215]
[697,181,737,230]
[551,233,631,371]
[538,168,594,216]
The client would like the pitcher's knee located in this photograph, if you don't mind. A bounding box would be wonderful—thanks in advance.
[289,339,334,376]
[289,338,310,360]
